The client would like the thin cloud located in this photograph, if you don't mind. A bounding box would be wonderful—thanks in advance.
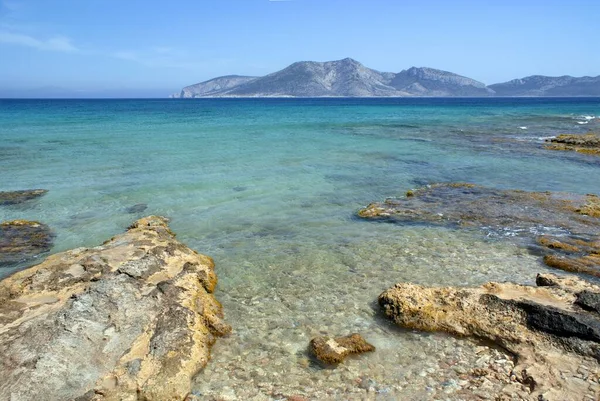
[0,31,78,52]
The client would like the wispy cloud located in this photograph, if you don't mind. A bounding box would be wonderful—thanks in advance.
[0,31,78,52]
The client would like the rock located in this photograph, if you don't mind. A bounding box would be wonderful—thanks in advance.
[309,333,375,364]
[358,183,600,277]
[0,215,230,401]
[379,273,600,401]
[125,203,148,214]
[545,133,600,155]
[0,189,48,206]
[0,219,53,266]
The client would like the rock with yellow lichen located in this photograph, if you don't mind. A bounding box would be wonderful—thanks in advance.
[545,133,600,155]
[379,273,600,401]
[0,216,230,401]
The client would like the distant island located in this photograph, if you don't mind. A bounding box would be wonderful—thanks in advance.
[171,58,600,98]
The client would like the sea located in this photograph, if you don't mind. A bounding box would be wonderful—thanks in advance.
[1,97,599,399]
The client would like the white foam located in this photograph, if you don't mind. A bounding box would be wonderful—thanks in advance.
[519,126,527,130]
[577,121,588,125]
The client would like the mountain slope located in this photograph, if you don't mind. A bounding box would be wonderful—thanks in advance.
[489,75,600,96]
[178,75,258,98]
[391,67,494,96]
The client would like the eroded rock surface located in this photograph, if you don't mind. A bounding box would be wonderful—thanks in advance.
[0,189,48,206]
[0,216,230,401]
[379,273,600,401]
[545,133,600,155]
[358,183,600,277]
[310,333,375,364]
[0,219,54,266]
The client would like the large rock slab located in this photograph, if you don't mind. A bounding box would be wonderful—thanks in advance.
[379,273,600,401]
[0,216,230,401]
[0,219,54,266]
[358,183,600,277]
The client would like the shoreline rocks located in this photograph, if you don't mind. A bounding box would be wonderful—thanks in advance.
[0,216,230,401]
[310,333,375,364]
[545,133,600,155]
[0,219,54,266]
[0,189,48,206]
[379,273,600,400]
[358,183,600,277]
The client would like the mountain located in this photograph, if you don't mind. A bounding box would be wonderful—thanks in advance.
[176,75,258,98]
[390,67,494,96]
[172,58,492,98]
[489,75,600,96]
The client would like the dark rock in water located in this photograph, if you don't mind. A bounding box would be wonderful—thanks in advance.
[0,220,53,266]
[545,133,600,155]
[0,216,230,400]
[125,203,148,214]
[358,183,600,277]
[379,273,600,400]
[310,333,375,364]
[576,290,600,314]
[232,186,247,192]
[0,189,48,206]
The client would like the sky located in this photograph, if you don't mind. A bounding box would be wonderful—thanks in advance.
[0,0,599,97]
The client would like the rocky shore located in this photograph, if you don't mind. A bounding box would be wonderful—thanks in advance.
[379,273,600,400]
[545,133,600,155]
[0,216,230,401]
[359,183,600,278]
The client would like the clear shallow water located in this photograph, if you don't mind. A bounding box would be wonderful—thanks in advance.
[1,98,600,399]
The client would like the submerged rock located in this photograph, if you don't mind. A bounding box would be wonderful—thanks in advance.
[545,133,600,155]
[310,333,375,364]
[379,273,600,400]
[0,216,230,401]
[0,189,48,206]
[125,203,148,214]
[358,183,600,277]
[0,219,53,266]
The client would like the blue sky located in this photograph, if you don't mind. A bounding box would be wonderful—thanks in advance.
[0,0,598,97]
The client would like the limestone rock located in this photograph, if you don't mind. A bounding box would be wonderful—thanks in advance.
[0,219,54,266]
[358,183,600,277]
[0,189,48,206]
[379,273,600,400]
[0,216,230,401]
[545,133,600,155]
[310,333,375,364]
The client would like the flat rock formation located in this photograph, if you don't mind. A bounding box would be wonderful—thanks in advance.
[379,273,600,400]
[0,216,230,401]
[545,133,600,155]
[0,189,48,206]
[309,333,375,364]
[358,183,600,277]
[0,220,54,266]
[173,58,493,98]
[489,74,600,96]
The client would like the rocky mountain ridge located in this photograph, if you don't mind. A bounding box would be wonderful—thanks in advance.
[172,58,600,98]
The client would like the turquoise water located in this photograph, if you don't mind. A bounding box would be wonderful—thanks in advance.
[1,98,600,399]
